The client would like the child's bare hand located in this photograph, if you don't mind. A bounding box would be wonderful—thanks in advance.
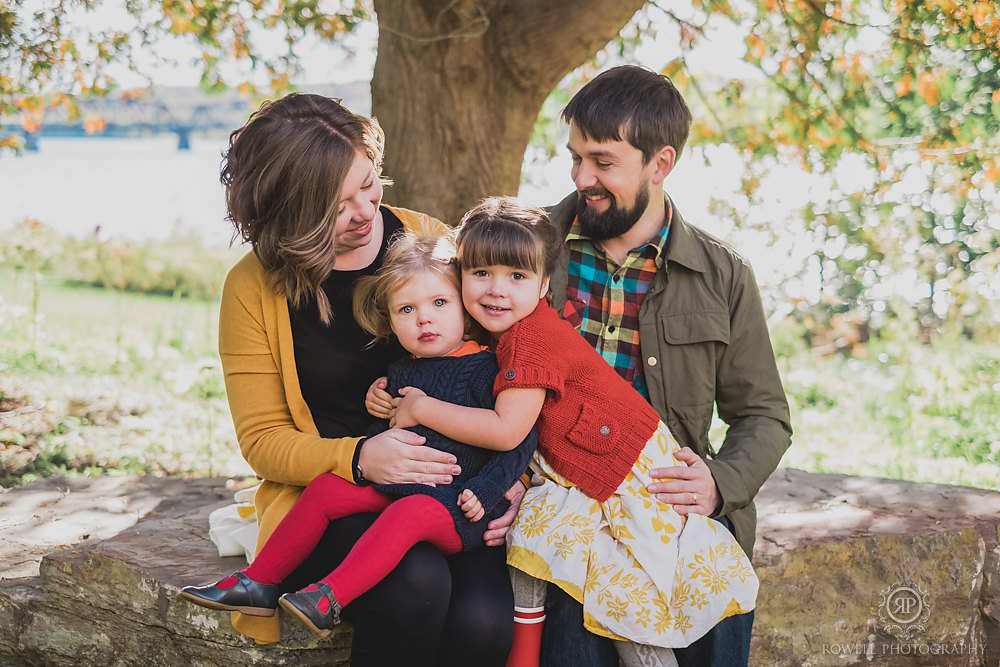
[390,386,427,429]
[365,377,394,419]
[458,489,485,522]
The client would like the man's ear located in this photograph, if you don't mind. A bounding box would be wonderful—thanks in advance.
[650,145,677,185]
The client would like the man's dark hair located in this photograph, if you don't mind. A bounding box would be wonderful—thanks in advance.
[561,65,692,164]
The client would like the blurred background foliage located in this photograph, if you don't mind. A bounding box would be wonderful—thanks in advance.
[1,0,998,487]
[3,0,999,341]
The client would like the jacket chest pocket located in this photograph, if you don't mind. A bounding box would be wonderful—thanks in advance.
[655,311,729,412]
[661,311,730,346]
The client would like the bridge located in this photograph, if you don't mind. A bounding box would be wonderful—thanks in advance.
[1,82,369,151]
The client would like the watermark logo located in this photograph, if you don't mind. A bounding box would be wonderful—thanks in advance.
[877,580,931,640]
[820,581,981,657]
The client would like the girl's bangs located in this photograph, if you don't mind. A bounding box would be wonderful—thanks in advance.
[459,223,543,273]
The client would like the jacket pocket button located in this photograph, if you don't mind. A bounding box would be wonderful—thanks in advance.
[646,356,658,367]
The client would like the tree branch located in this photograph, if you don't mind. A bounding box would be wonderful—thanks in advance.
[378,0,490,43]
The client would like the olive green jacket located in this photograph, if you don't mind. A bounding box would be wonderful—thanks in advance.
[547,193,792,555]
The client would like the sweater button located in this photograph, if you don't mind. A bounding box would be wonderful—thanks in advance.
[600,425,610,436]
[504,370,516,380]
[647,356,658,367]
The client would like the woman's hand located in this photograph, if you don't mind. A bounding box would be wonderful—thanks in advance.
[390,386,427,429]
[360,428,461,486]
[482,480,526,547]
[365,376,394,420]
[458,489,485,522]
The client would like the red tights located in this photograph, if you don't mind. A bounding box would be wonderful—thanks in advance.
[242,473,463,607]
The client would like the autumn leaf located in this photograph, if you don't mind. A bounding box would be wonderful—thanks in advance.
[746,32,766,60]
[83,117,106,135]
[983,160,1000,183]
[662,59,683,80]
[895,74,912,96]
[0,133,21,150]
[20,114,41,133]
[917,70,940,106]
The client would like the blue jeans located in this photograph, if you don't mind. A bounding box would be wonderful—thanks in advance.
[539,517,754,667]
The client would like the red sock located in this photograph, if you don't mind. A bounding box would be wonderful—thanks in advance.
[506,605,545,667]
[319,494,462,607]
[243,473,392,585]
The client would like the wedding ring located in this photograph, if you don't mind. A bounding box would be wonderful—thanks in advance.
[692,492,699,504]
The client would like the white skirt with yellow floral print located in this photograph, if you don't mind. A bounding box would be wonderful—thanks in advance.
[506,421,758,648]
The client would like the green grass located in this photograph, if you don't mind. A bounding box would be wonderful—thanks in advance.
[1,274,253,487]
[773,335,1000,491]
[2,271,999,492]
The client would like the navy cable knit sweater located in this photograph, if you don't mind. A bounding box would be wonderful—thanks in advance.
[368,349,537,550]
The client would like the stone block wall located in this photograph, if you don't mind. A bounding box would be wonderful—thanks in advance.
[1,470,998,665]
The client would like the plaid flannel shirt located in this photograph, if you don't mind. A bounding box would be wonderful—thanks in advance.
[561,206,671,398]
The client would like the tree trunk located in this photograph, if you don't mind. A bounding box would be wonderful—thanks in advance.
[371,0,646,224]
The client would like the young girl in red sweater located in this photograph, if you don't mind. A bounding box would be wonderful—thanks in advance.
[180,233,535,640]
[388,198,759,667]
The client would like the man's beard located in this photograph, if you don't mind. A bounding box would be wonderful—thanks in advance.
[575,185,650,241]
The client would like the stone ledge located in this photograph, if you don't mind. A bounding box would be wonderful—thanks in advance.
[752,470,1000,666]
[0,477,350,665]
[1,470,998,666]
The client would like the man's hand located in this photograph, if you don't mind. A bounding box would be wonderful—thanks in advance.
[482,480,526,546]
[365,376,393,420]
[458,489,485,522]
[647,447,720,516]
[360,429,461,486]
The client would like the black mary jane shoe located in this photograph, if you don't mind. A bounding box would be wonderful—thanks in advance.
[179,571,280,617]
[278,583,342,637]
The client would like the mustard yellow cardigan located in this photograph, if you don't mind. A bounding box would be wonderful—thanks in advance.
[220,206,446,642]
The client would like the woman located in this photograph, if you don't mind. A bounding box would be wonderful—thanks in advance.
[215,93,515,665]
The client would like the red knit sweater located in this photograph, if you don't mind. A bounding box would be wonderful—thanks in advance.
[493,300,661,502]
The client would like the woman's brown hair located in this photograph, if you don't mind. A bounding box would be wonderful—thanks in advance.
[221,93,385,324]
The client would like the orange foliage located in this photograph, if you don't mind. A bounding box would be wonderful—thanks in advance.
[971,2,992,28]
[662,59,683,79]
[120,88,146,102]
[895,74,912,96]
[83,117,107,135]
[680,23,698,48]
[0,133,22,150]
[916,70,940,106]
[746,33,766,60]
[20,114,41,133]
[984,160,1000,183]
[47,93,72,110]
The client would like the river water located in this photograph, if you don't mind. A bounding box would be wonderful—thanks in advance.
[0,135,729,242]
[2,135,584,247]
[0,134,807,297]
[1,135,234,247]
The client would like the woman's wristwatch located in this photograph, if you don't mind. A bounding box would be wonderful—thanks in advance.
[352,437,370,485]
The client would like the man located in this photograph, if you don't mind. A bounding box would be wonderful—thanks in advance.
[539,65,792,666]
